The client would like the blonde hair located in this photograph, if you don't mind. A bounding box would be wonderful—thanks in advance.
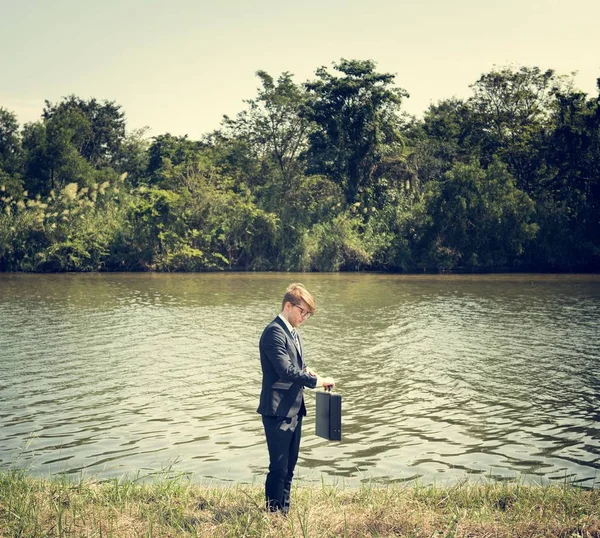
[282,283,316,314]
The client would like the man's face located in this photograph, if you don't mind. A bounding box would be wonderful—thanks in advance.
[286,300,312,328]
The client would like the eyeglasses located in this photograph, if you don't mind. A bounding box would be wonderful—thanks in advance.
[292,303,313,319]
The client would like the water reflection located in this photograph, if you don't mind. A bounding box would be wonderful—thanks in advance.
[0,273,599,486]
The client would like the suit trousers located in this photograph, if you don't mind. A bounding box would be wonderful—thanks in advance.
[261,414,303,513]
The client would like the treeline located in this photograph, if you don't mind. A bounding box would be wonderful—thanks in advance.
[1,60,598,272]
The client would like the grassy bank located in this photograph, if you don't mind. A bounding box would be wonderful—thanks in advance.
[0,471,599,537]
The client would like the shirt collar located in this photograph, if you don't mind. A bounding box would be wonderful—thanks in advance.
[278,313,295,334]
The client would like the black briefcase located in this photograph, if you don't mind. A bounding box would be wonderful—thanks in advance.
[315,388,342,441]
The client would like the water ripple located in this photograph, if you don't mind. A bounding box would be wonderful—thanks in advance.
[1,273,599,486]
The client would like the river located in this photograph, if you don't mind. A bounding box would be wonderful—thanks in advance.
[1,273,599,487]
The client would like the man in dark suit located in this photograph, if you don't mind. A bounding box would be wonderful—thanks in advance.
[257,283,335,514]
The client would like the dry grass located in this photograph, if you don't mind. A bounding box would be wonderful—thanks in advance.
[0,471,599,537]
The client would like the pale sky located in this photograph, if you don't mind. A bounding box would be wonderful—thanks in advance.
[1,0,599,140]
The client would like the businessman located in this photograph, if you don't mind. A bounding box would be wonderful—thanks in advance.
[257,283,335,514]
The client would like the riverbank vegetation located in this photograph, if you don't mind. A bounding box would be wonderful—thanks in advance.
[1,61,598,272]
[1,471,599,537]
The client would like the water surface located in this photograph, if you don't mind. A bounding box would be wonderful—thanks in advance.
[1,273,599,486]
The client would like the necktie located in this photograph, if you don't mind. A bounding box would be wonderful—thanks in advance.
[291,329,300,349]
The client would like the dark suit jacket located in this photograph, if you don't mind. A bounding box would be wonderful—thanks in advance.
[257,316,318,418]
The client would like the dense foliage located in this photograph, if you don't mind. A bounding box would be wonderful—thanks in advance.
[1,61,598,272]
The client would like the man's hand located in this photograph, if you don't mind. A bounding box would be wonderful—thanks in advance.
[320,376,335,388]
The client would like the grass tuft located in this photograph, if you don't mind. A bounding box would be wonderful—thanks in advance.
[0,470,599,537]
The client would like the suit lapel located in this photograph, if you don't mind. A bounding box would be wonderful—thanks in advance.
[274,316,303,362]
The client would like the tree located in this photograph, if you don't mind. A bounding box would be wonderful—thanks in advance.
[467,66,565,193]
[115,127,151,187]
[396,98,478,200]
[146,133,205,184]
[222,71,311,184]
[304,59,408,205]
[0,108,24,196]
[22,111,97,195]
[22,96,127,196]
[417,159,538,270]
[42,96,126,169]
[531,80,600,269]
